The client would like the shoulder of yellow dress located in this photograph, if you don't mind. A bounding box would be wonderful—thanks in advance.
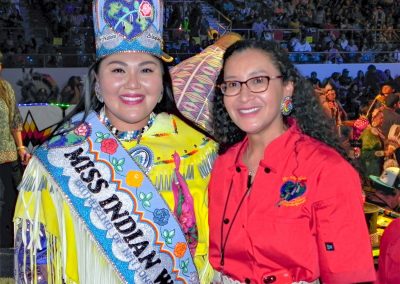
[145,113,218,164]
[149,113,216,142]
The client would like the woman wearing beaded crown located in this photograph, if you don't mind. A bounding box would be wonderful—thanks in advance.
[208,40,376,283]
[14,1,217,283]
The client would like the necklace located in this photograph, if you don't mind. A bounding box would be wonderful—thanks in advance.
[99,107,156,142]
[245,146,257,177]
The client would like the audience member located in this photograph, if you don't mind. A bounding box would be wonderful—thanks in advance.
[292,35,312,62]
[251,16,267,40]
[345,39,359,62]
[359,108,385,180]
[345,83,363,118]
[322,88,347,130]
[326,42,344,63]
[375,85,395,107]
[339,68,352,88]
[365,65,385,99]
[0,51,31,248]
[385,69,394,81]
[381,93,400,137]
[59,76,82,104]
[338,33,349,50]
[393,45,400,62]
[367,167,400,212]
[377,217,400,284]
[307,71,321,88]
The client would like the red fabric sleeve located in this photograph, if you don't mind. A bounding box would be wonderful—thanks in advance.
[312,161,376,283]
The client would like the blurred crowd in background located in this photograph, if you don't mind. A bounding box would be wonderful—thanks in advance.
[0,0,399,68]
[1,0,400,115]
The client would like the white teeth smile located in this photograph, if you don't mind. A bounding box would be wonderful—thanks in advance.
[239,107,258,114]
[121,96,142,102]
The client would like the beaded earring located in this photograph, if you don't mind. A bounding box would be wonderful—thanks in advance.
[281,96,293,116]
[95,82,104,103]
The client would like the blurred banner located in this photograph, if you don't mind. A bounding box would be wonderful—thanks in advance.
[18,104,76,151]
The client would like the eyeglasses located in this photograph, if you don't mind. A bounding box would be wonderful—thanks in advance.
[218,75,283,97]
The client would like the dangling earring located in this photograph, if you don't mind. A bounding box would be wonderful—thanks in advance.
[281,96,293,116]
[95,82,104,103]
[157,91,163,103]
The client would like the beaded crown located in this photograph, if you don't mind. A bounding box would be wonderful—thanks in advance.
[93,0,172,61]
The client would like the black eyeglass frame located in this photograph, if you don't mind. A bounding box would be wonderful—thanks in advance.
[218,75,283,97]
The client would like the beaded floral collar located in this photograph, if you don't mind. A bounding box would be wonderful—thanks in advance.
[99,107,156,142]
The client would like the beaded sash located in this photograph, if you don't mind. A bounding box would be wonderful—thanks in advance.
[35,111,198,283]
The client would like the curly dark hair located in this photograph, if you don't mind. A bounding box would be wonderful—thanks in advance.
[212,40,348,160]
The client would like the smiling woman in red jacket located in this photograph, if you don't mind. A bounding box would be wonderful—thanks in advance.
[208,40,376,284]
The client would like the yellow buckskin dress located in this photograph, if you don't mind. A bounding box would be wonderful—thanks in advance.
[14,112,217,283]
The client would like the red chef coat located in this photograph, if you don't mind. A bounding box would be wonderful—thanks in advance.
[209,120,376,284]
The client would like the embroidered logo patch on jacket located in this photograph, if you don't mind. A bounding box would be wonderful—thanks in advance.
[278,176,307,207]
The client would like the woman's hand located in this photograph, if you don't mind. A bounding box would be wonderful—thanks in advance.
[17,147,31,165]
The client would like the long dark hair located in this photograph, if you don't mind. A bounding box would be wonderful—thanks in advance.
[51,55,191,137]
[212,40,348,160]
